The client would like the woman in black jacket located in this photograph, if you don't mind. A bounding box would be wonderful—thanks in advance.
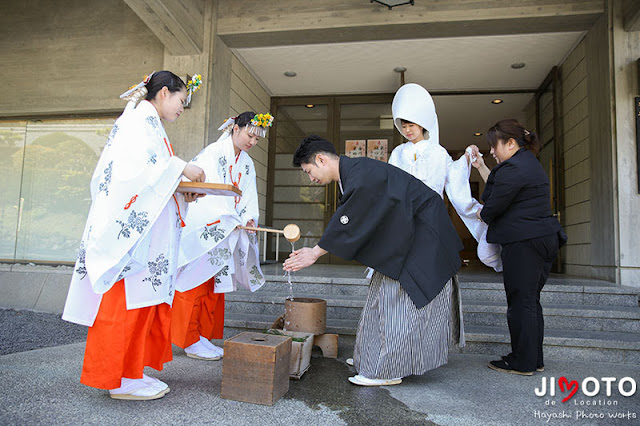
[468,119,566,376]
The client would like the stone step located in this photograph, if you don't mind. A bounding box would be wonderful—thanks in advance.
[459,326,640,365]
[263,275,369,297]
[460,282,640,307]
[225,292,640,333]
[225,292,365,320]
[225,312,358,335]
[224,314,640,364]
[264,275,640,307]
[464,301,640,334]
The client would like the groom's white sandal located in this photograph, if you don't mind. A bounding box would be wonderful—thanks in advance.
[348,374,402,386]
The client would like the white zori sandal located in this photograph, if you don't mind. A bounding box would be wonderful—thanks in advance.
[348,375,402,386]
[184,336,223,361]
[109,375,169,400]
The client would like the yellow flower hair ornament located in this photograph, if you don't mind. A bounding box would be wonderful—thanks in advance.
[250,113,274,128]
[247,113,274,137]
[185,73,203,106]
[217,112,275,137]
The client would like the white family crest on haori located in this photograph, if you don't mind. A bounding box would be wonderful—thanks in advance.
[63,100,189,326]
[176,133,265,294]
[391,83,502,272]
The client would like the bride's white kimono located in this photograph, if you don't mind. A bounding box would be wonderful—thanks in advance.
[391,84,502,271]
[176,133,265,294]
[63,100,188,326]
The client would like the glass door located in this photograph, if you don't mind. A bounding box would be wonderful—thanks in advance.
[270,98,333,262]
[331,95,397,264]
[268,95,401,263]
[536,67,564,273]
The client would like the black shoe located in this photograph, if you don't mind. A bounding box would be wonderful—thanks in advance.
[501,355,544,372]
[488,360,534,376]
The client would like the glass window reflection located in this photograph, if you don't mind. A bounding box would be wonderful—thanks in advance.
[10,118,115,263]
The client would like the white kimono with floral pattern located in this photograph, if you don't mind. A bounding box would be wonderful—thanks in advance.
[62,100,188,326]
[176,133,265,294]
[389,139,502,272]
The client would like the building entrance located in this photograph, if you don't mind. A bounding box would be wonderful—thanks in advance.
[267,93,489,265]
[267,89,563,267]
[268,95,399,263]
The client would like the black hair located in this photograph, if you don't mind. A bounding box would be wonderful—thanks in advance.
[145,71,187,101]
[485,118,542,155]
[292,135,338,167]
[234,111,256,130]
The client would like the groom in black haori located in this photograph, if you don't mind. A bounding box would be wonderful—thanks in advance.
[283,135,465,386]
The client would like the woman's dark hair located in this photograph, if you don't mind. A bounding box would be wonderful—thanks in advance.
[145,71,186,101]
[234,111,256,130]
[400,119,427,136]
[485,118,541,155]
[293,135,338,167]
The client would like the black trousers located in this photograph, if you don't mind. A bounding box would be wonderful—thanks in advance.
[500,233,559,371]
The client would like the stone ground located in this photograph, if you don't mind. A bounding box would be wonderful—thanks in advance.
[1,308,639,425]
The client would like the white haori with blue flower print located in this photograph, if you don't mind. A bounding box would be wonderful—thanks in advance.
[62,100,187,327]
[176,133,265,294]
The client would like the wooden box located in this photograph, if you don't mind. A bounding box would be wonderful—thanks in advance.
[268,329,314,379]
[221,332,292,406]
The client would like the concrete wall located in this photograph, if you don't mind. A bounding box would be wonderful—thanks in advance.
[0,0,270,223]
[556,0,640,287]
[216,0,603,47]
[612,0,640,287]
[0,0,165,116]
[203,42,272,225]
[515,12,620,282]
[162,0,215,161]
[0,264,71,314]
[0,0,215,163]
[228,55,271,225]
[534,11,620,283]
[585,14,618,282]
[559,37,594,278]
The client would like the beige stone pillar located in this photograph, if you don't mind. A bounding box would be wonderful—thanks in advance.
[612,0,640,287]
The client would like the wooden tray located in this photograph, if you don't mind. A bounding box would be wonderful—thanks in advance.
[177,182,242,197]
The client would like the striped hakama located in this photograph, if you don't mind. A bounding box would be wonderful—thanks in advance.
[353,271,464,380]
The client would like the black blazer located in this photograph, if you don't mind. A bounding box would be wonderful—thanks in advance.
[480,148,564,245]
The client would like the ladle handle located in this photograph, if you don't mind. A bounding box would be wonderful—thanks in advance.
[237,226,283,234]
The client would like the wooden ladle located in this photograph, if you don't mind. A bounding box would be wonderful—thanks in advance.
[237,223,301,243]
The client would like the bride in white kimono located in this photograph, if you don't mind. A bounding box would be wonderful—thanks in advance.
[390,83,502,271]
[173,111,270,360]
